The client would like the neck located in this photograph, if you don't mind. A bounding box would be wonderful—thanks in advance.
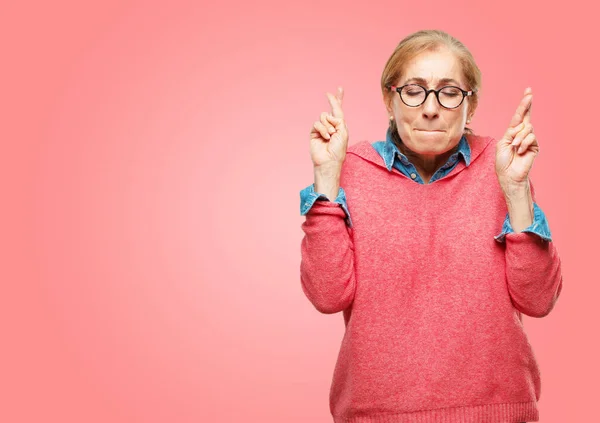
[394,139,460,184]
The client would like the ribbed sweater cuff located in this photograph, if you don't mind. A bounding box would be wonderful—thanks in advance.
[332,400,538,422]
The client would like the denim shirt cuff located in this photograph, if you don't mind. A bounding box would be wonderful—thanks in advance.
[300,184,352,227]
[494,202,553,243]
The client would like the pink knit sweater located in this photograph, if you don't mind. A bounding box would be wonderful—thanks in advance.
[300,134,563,423]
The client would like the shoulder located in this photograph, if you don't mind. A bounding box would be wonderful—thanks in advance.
[466,133,496,148]
[343,140,385,170]
[347,140,376,156]
[340,140,382,182]
[465,133,497,162]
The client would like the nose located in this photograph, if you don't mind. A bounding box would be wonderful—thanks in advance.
[422,90,440,119]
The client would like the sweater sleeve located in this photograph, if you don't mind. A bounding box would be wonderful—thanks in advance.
[502,179,564,318]
[299,163,357,314]
[300,201,356,314]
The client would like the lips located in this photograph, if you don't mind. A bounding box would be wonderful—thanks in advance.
[416,129,444,132]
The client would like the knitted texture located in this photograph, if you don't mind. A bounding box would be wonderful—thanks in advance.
[299,134,563,423]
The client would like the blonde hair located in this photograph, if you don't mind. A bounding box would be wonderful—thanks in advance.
[381,29,482,138]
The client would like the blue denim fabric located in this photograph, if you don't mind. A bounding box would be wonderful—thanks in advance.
[372,127,472,183]
[300,128,553,242]
[494,202,552,242]
[300,183,352,228]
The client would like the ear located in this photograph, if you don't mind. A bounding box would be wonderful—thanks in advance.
[466,108,474,121]
[467,101,477,122]
[383,93,394,115]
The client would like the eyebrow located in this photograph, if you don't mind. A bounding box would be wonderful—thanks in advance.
[403,77,461,87]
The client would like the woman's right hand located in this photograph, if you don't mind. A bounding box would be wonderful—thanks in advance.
[310,86,349,167]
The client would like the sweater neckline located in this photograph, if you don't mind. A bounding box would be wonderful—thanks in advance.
[347,134,494,184]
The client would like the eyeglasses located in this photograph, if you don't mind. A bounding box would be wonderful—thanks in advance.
[387,84,476,109]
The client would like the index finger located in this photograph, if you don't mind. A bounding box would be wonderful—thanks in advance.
[326,86,344,119]
[508,88,532,128]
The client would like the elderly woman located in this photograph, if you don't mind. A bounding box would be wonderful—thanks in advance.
[299,30,563,423]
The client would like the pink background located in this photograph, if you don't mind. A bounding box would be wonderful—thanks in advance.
[2,1,598,422]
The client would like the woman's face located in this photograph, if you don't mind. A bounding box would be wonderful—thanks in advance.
[387,48,472,156]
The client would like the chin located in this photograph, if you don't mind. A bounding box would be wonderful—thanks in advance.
[414,130,446,138]
[414,131,448,145]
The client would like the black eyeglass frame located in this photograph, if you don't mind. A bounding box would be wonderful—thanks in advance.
[386,84,476,109]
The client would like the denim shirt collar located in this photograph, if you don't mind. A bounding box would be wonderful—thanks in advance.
[381,127,472,172]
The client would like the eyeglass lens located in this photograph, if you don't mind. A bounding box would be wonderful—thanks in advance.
[401,85,464,108]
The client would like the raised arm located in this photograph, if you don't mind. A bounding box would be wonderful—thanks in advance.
[495,88,564,317]
[300,86,356,314]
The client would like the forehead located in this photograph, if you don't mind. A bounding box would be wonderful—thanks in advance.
[400,48,464,86]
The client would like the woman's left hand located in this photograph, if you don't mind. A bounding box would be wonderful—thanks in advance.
[495,87,539,189]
